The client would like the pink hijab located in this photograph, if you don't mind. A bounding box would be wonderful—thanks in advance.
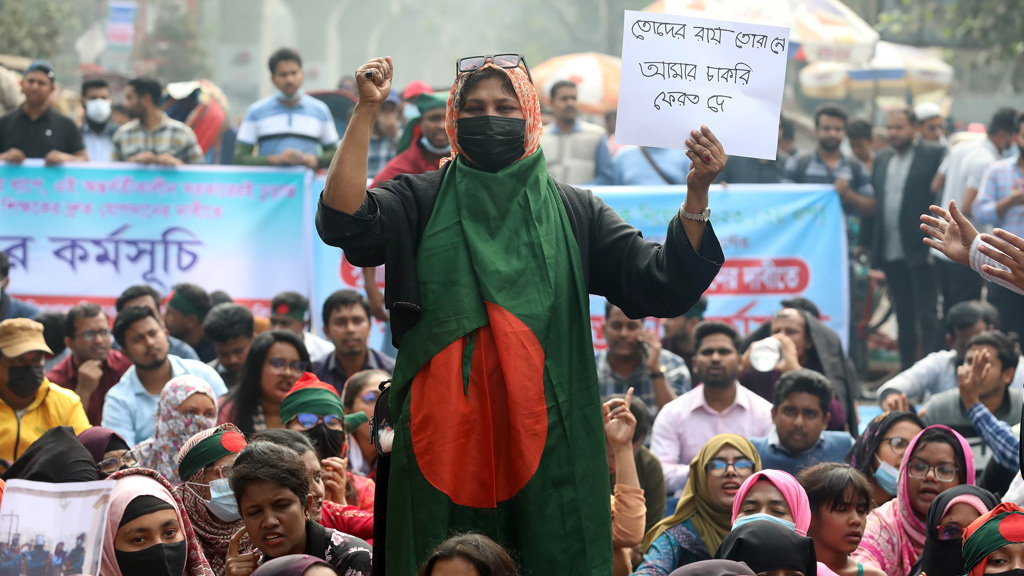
[731,469,811,534]
[101,468,214,576]
[730,469,841,576]
[852,425,975,576]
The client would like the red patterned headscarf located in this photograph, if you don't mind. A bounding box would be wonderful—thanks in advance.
[444,61,542,166]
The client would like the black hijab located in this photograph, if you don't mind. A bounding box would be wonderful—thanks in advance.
[2,426,99,483]
[909,485,999,576]
[714,520,816,576]
[846,410,926,476]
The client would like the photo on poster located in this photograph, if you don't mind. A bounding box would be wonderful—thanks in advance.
[0,479,114,576]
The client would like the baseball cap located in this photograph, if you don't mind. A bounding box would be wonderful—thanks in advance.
[402,80,433,102]
[0,318,53,358]
[914,102,942,122]
[24,60,55,82]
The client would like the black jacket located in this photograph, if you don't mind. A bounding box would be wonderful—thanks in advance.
[316,165,724,347]
[862,141,945,266]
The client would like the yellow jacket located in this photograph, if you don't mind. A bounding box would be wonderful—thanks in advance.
[0,378,90,463]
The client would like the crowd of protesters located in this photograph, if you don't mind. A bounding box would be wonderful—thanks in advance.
[4,44,1024,576]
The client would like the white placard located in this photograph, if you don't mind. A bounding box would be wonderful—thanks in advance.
[616,10,790,160]
[0,480,114,576]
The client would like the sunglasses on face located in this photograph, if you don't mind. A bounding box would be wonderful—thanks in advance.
[456,53,533,84]
[291,412,346,431]
[704,458,755,477]
[360,390,379,405]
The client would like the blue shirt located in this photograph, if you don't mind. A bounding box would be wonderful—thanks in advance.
[612,146,691,186]
[750,428,855,476]
[236,94,339,157]
[101,354,227,446]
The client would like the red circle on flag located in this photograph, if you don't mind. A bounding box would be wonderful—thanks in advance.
[410,302,547,508]
[221,431,247,452]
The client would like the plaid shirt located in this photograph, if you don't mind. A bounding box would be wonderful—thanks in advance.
[596,349,691,416]
[111,113,205,164]
[973,156,1024,236]
[967,402,1018,470]
[367,134,396,179]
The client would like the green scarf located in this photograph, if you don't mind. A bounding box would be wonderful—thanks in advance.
[387,150,610,576]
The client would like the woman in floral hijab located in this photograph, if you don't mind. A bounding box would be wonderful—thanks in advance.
[134,375,218,484]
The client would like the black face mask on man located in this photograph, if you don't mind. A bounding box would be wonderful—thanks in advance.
[304,423,347,460]
[457,116,527,173]
[7,364,45,397]
[115,540,187,576]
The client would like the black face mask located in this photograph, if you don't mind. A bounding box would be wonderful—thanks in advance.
[457,115,527,173]
[7,364,45,397]
[987,571,1024,576]
[304,423,347,460]
[115,540,187,576]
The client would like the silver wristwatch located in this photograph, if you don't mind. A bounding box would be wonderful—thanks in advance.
[678,204,711,222]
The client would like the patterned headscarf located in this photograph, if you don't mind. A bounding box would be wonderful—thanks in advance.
[103,467,215,576]
[173,424,252,576]
[961,502,1024,576]
[643,434,762,555]
[134,375,218,484]
[444,60,542,167]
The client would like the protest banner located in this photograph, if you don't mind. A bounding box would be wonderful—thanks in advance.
[0,479,114,576]
[616,9,790,160]
[0,161,311,319]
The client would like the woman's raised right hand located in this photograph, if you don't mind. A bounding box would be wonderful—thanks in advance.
[354,56,393,107]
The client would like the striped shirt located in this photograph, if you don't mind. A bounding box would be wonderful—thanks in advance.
[973,155,1024,237]
[110,113,204,164]
[237,94,339,157]
[782,150,874,196]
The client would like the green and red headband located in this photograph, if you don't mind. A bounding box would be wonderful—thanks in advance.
[273,301,307,322]
[961,502,1024,576]
[279,373,367,431]
[167,290,207,320]
[177,428,247,482]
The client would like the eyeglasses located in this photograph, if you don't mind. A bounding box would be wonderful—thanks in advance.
[203,464,234,480]
[705,458,755,477]
[290,413,346,431]
[267,357,308,373]
[938,523,964,541]
[79,328,110,340]
[360,390,379,405]
[882,436,911,454]
[907,460,959,482]
[456,53,533,84]
[97,451,139,474]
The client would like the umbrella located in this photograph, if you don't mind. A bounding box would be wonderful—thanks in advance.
[643,0,879,64]
[532,52,621,115]
[798,41,953,99]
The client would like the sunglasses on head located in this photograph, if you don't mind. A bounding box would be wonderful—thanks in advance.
[456,54,533,84]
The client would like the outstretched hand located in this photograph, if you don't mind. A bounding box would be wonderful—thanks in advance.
[921,199,977,266]
[603,387,637,447]
[684,125,727,192]
[978,228,1024,292]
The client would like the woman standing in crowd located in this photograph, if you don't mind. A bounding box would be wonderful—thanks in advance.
[218,331,310,434]
[341,369,389,480]
[417,534,517,576]
[801,462,886,576]
[174,424,251,576]
[102,468,214,576]
[251,429,373,542]
[636,434,760,576]
[78,427,136,479]
[135,375,218,484]
[716,520,818,576]
[852,424,974,576]
[225,442,371,576]
[909,485,998,576]
[846,411,925,508]
[960,502,1024,576]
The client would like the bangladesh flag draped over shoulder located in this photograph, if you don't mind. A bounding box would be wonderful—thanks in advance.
[387,149,612,576]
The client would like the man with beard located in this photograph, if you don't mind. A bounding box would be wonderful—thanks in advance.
[596,302,690,416]
[102,305,226,446]
[0,318,88,463]
[783,104,875,218]
[115,284,200,361]
[312,289,394,393]
[110,76,204,164]
[879,300,1024,410]
[650,322,773,492]
[749,369,855,476]
[861,108,945,368]
[0,60,86,164]
[46,303,132,424]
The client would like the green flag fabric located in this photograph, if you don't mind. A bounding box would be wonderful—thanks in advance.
[387,148,612,576]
